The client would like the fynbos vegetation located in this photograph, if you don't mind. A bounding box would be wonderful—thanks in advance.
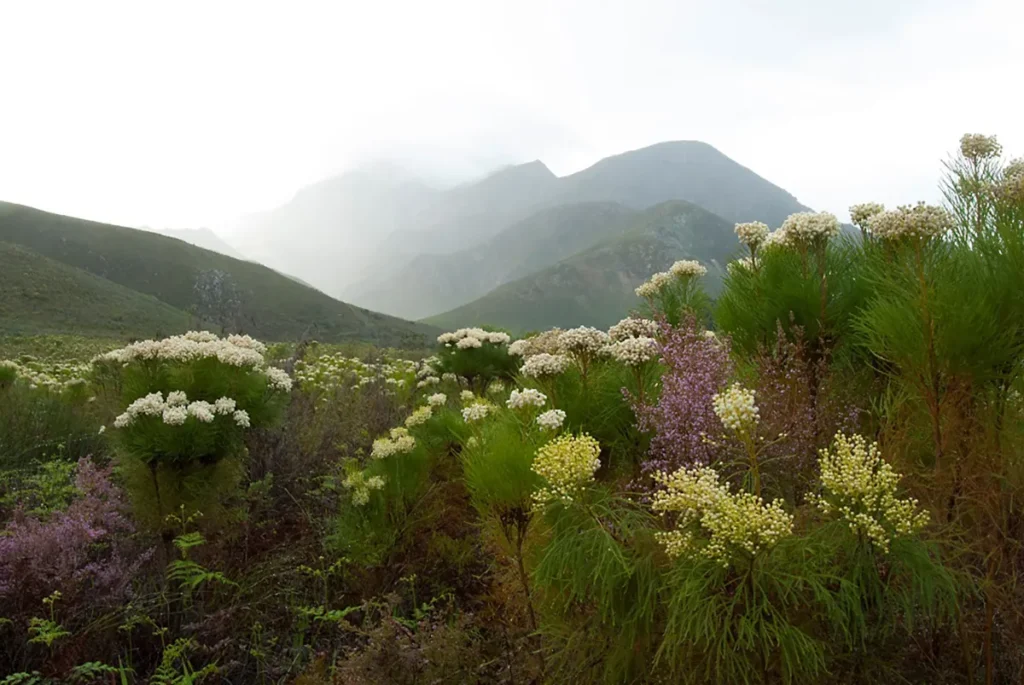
[2,134,1023,683]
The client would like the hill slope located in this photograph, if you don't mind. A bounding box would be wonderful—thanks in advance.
[349,202,638,320]
[424,201,739,333]
[153,227,248,260]
[0,241,193,338]
[0,202,437,346]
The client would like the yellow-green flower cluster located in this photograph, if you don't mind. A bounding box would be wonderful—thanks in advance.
[342,470,386,506]
[531,433,601,506]
[712,382,759,434]
[810,433,928,553]
[371,427,417,460]
[404,405,433,428]
[652,466,793,566]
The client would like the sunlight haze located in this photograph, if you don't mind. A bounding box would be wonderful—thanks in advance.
[2,0,1021,231]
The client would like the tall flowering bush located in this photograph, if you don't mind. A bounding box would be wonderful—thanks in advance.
[435,327,516,390]
[96,331,292,528]
[634,318,732,475]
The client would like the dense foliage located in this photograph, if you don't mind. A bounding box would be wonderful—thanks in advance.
[2,134,1023,683]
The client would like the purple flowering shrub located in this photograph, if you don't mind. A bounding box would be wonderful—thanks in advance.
[634,318,733,475]
[0,457,149,618]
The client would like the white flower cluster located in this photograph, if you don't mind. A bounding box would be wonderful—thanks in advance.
[652,466,793,566]
[264,366,293,392]
[427,393,448,407]
[779,211,841,245]
[507,329,565,359]
[113,391,249,429]
[669,259,707,279]
[460,389,476,402]
[602,336,658,366]
[557,326,610,358]
[461,402,492,423]
[417,376,441,388]
[342,470,386,506]
[520,353,571,378]
[635,271,673,298]
[0,359,90,391]
[96,331,266,368]
[868,202,952,242]
[487,380,506,395]
[507,388,547,410]
[727,257,754,274]
[608,317,660,341]
[531,433,601,505]
[960,133,1002,161]
[849,203,885,231]
[437,328,511,348]
[734,221,770,248]
[225,334,268,355]
[295,354,416,394]
[371,427,417,459]
[809,433,929,553]
[404,405,433,428]
[536,409,566,432]
[416,356,440,379]
[712,383,759,434]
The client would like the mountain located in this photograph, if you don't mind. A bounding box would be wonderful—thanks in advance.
[154,227,248,260]
[341,141,810,318]
[349,202,638,320]
[0,201,437,347]
[0,241,193,338]
[228,164,442,297]
[424,201,740,333]
[551,141,809,228]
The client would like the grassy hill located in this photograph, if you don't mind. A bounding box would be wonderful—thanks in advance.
[0,202,438,347]
[350,202,638,320]
[424,201,739,333]
[0,241,193,338]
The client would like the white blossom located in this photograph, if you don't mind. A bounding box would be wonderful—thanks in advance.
[427,393,447,407]
[536,409,567,431]
[603,336,658,366]
[520,353,571,378]
[669,259,707,279]
[461,402,491,423]
[507,388,547,410]
[779,211,841,245]
[608,317,660,341]
[734,222,770,248]
[712,383,759,434]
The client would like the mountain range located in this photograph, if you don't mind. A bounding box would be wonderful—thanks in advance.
[227,141,811,325]
[0,202,436,346]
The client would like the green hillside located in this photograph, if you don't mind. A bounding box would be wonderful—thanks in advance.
[351,202,638,319]
[424,201,739,333]
[0,202,438,347]
[0,241,193,338]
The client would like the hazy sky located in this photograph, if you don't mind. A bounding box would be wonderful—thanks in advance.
[2,0,1022,231]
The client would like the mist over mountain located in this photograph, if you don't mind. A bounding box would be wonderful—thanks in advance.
[228,140,809,321]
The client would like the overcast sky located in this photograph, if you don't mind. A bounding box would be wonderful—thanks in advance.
[2,0,1022,232]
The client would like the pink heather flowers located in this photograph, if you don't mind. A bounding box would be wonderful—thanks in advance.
[634,318,733,475]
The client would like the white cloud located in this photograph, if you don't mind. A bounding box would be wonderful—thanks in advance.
[0,0,1021,228]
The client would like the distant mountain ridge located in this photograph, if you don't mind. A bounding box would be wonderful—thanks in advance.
[229,140,811,313]
[0,201,437,346]
[425,200,740,333]
[153,227,248,260]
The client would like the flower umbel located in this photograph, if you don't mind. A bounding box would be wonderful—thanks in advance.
[809,433,928,553]
[532,433,601,506]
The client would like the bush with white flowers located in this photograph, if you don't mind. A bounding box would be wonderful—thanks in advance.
[435,327,518,389]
